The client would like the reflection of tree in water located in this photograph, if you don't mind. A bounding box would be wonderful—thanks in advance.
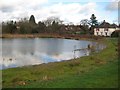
[73,41,105,58]
[89,41,106,54]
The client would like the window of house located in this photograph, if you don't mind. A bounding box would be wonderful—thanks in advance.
[104,28,108,31]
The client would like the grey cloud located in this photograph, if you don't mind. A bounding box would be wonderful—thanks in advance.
[50,11,58,14]
[106,1,120,11]
[0,6,14,12]
[78,7,89,14]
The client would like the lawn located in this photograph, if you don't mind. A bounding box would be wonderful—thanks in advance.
[2,38,118,88]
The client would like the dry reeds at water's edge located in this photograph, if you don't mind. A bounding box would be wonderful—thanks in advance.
[1,34,102,40]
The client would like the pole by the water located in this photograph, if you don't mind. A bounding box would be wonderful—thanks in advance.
[74,45,76,59]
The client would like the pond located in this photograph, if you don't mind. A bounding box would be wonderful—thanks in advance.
[0,38,105,69]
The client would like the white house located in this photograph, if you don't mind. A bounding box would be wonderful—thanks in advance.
[94,20,119,36]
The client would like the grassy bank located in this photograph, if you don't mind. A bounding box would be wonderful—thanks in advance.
[2,38,118,88]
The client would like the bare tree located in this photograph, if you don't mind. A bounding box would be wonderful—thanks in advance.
[43,16,63,26]
[80,19,90,26]
[80,19,90,34]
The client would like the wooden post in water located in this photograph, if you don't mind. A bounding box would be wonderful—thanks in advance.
[74,45,76,59]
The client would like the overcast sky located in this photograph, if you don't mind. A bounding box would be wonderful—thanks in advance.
[0,0,119,25]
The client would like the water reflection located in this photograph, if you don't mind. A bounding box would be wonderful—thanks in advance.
[0,38,105,69]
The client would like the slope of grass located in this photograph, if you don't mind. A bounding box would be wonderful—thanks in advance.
[16,60,118,88]
[2,38,118,88]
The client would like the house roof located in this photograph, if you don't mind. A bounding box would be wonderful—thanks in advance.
[95,20,118,28]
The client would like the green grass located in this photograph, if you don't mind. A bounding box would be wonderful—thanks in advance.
[16,61,118,88]
[2,38,118,88]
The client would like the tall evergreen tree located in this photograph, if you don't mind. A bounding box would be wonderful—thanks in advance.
[29,15,36,24]
[89,14,98,34]
[90,14,98,26]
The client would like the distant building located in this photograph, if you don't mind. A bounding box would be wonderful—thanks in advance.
[94,20,119,36]
[60,25,82,34]
[16,26,20,29]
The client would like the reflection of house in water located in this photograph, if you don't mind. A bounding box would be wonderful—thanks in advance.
[94,20,119,36]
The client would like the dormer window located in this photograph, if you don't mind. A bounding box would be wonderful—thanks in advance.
[96,28,99,31]
[104,28,108,31]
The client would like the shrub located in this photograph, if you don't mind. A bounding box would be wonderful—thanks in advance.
[111,30,120,37]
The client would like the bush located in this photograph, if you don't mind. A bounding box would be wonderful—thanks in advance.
[111,30,120,37]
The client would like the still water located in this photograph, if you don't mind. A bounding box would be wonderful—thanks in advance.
[0,38,105,69]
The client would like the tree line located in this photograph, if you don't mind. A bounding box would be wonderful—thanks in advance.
[2,14,99,35]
